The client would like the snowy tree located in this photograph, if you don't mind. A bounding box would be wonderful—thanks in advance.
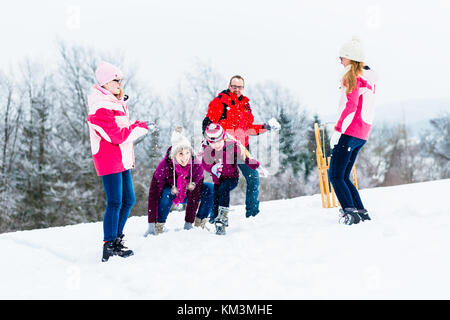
[420,113,450,179]
[12,60,58,229]
[0,71,23,231]
[248,82,310,200]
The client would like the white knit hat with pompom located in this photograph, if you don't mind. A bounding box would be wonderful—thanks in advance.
[339,36,365,62]
[170,126,193,159]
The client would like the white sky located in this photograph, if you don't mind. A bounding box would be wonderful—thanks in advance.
[1,0,450,118]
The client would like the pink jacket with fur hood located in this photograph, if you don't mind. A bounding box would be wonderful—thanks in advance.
[335,67,378,141]
[87,84,148,176]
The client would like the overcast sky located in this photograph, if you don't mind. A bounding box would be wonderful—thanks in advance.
[1,0,450,118]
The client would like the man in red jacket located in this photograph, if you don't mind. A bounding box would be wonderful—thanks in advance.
[202,75,280,218]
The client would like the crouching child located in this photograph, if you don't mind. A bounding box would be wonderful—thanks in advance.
[202,124,260,235]
[144,127,214,236]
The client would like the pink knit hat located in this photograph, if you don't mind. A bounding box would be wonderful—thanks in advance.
[204,123,225,143]
[95,61,123,86]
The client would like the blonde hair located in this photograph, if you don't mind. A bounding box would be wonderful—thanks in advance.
[101,85,124,100]
[115,88,124,100]
[342,60,364,94]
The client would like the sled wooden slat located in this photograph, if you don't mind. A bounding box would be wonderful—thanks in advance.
[314,123,358,208]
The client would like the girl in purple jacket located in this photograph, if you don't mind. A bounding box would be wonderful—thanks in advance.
[202,124,260,235]
[144,127,214,236]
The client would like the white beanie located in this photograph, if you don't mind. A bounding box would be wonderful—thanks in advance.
[170,126,192,159]
[339,36,365,62]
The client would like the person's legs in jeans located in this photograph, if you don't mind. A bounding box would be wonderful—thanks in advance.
[157,186,176,223]
[238,164,260,217]
[196,182,214,219]
[212,178,239,220]
[329,135,366,210]
[117,170,136,237]
[211,184,220,221]
[101,172,123,242]
[343,143,365,210]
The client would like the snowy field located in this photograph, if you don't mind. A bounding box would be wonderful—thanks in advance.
[1,179,449,300]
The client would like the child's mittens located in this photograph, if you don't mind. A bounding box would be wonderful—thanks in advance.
[211,162,223,178]
[256,166,269,178]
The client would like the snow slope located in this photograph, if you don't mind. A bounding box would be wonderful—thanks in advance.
[1,179,449,300]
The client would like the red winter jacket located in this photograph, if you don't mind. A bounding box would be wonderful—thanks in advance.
[203,90,266,147]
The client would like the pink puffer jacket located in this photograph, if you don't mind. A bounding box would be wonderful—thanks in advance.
[87,84,148,176]
[335,68,378,141]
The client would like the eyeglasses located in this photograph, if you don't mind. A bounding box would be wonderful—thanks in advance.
[230,85,244,90]
[112,79,123,84]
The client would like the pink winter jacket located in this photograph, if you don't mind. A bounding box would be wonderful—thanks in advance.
[335,68,378,141]
[87,85,149,176]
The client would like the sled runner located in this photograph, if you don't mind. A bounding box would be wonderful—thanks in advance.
[314,123,358,208]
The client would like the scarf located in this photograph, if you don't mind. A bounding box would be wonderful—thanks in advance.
[172,161,191,205]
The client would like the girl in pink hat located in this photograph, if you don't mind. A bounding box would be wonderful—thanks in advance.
[87,61,152,262]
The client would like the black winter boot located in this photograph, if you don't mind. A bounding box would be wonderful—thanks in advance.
[102,240,116,262]
[339,208,361,225]
[357,209,371,222]
[113,236,134,258]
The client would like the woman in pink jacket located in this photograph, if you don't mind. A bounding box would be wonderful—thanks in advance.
[87,61,150,262]
[329,37,378,226]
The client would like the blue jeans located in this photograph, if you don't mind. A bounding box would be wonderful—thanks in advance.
[328,134,366,210]
[101,170,136,242]
[157,182,214,223]
[238,164,260,217]
[212,178,239,219]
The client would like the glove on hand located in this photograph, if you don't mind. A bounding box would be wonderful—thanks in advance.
[256,166,269,178]
[211,162,223,178]
[265,118,281,131]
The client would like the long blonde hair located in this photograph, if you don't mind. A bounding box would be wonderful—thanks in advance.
[342,60,364,93]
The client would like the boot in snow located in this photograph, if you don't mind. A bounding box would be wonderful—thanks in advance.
[155,222,165,235]
[217,206,229,227]
[102,240,116,262]
[114,235,134,258]
[215,221,226,235]
[195,217,210,230]
[357,209,371,222]
[339,208,361,225]
[215,206,230,235]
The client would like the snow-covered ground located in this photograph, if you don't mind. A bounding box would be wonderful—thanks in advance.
[1,179,449,300]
